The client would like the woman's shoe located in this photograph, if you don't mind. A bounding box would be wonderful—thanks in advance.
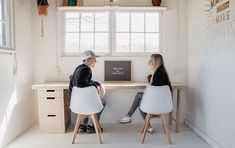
[147,126,154,134]
[117,116,132,124]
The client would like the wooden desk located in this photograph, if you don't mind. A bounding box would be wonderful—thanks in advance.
[32,82,184,133]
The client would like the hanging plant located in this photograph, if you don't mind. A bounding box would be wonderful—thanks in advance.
[37,0,49,16]
[36,0,49,37]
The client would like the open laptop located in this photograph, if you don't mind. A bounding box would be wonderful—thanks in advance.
[104,60,132,82]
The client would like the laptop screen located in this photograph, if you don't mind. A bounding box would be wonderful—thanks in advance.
[104,61,131,82]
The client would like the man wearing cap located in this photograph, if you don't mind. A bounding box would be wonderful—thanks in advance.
[69,50,106,134]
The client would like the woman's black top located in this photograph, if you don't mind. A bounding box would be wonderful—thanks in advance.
[150,66,172,91]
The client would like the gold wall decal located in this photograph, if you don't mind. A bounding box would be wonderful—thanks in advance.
[205,0,235,39]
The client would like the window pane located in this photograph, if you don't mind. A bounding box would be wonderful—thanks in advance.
[131,33,144,52]
[95,33,108,52]
[131,13,144,32]
[0,0,5,21]
[0,1,2,21]
[116,33,130,52]
[0,23,6,46]
[146,13,159,32]
[146,33,159,52]
[66,13,79,32]
[0,23,3,46]
[116,12,130,32]
[65,33,79,53]
[95,12,109,32]
[80,33,94,52]
[81,13,94,32]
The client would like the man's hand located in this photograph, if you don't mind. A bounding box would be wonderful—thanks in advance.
[98,83,106,96]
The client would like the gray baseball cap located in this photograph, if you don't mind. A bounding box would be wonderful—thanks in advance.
[81,50,99,60]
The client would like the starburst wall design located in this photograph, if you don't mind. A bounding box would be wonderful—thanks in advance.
[205,0,235,39]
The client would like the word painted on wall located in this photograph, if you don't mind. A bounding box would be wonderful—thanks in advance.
[205,0,235,39]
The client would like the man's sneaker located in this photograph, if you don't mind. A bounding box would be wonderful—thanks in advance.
[78,124,87,133]
[147,126,154,134]
[117,116,131,124]
[86,125,96,134]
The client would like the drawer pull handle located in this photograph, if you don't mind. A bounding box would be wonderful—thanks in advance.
[47,115,56,117]
[47,97,55,100]
[47,90,55,92]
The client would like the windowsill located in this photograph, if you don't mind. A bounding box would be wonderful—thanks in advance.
[0,48,15,55]
[61,53,153,58]
[57,6,168,11]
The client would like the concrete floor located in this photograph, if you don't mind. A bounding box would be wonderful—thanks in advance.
[6,123,211,148]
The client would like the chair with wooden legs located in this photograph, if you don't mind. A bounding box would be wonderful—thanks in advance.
[140,85,173,144]
[70,86,104,144]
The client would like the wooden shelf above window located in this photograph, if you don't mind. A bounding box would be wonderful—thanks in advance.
[57,6,168,11]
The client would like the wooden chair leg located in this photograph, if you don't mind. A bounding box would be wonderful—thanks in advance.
[141,115,148,134]
[94,115,102,133]
[91,114,102,144]
[72,114,81,144]
[161,114,172,144]
[161,117,167,134]
[141,113,151,144]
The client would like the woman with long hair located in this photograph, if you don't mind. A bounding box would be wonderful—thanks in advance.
[117,53,172,133]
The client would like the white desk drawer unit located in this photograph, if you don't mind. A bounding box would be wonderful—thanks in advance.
[38,89,63,97]
[37,88,71,133]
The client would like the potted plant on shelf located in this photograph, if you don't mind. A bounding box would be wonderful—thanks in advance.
[65,0,83,6]
[67,0,76,6]
[152,0,162,6]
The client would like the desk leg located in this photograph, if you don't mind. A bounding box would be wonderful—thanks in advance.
[168,90,173,125]
[175,89,180,133]
[168,112,173,125]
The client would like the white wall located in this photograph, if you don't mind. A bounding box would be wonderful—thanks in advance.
[186,0,235,147]
[33,0,188,124]
[0,0,34,147]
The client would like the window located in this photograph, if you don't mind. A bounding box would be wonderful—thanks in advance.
[0,0,14,50]
[115,12,160,53]
[64,11,110,55]
[61,9,161,56]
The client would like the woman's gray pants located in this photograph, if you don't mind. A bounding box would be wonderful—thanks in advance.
[127,92,146,119]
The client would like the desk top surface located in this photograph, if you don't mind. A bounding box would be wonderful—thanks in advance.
[32,82,185,89]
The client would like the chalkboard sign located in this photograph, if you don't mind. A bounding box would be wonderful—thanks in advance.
[104,61,131,81]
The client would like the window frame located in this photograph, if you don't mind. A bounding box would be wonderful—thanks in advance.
[60,9,111,57]
[58,8,163,57]
[0,0,15,51]
[112,9,163,57]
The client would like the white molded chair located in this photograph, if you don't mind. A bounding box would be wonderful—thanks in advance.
[140,85,173,144]
[70,86,104,144]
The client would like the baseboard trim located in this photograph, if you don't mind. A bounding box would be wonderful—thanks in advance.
[184,119,222,148]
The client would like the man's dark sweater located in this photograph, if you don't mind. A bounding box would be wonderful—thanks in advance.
[69,64,100,94]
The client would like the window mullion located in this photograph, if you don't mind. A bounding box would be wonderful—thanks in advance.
[79,12,81,53]
[93,12,95,51]
[129,12,131,53]
[144,13,146,52]
[111,10,115,55]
